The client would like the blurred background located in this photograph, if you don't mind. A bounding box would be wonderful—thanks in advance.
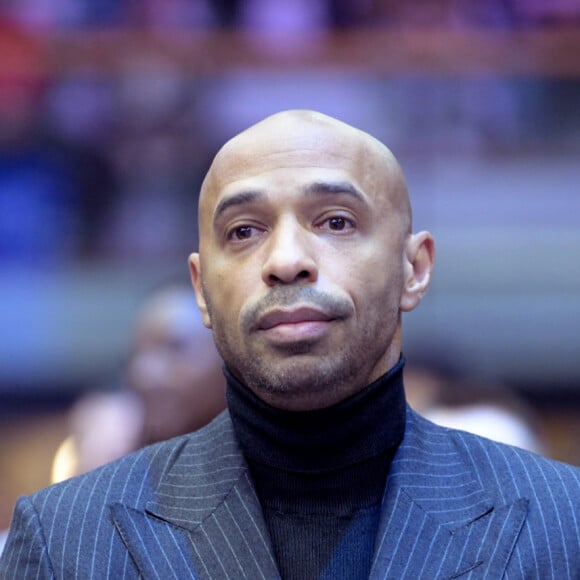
[1,0,580,533]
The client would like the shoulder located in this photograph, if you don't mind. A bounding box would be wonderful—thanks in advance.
[396,409,579,576]
[446,417,578,492]
[28,411,233,520]
[0,413,236,578]
[406,407,580,505]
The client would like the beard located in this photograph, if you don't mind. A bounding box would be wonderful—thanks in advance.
[204,283,401,409]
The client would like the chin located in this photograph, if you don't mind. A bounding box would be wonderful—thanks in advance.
[247,357,351,406]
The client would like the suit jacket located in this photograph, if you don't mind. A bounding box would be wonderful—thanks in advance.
[1,408,579,579]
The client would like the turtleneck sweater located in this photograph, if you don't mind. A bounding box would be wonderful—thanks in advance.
[226,357,407,580]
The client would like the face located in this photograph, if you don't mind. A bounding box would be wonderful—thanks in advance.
[127,289,226,442]
[190,111,433,411]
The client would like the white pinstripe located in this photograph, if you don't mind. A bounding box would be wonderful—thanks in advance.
[2,409,579,578]
[91,458,124,580]
[416,520,450,579]
[124,506,162,580]
[234,479,278,569]
[188,534,212,579]
[472,505,496,574]
[200,520,231,579]
[223,500,269,580]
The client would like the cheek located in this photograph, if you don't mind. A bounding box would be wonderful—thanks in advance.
[346,249,404,308]
[203,265,232,309]
[348,235,400,276]
[204,271,249,335]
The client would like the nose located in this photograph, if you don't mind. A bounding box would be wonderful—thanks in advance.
[261,219,318,286]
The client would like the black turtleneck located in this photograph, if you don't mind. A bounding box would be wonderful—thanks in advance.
[226,357,407,580]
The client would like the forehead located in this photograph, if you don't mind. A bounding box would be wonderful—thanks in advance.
[202,116,394,211]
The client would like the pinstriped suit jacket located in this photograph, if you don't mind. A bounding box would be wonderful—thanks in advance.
[1,408,579,579]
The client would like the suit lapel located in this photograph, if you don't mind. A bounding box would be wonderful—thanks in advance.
[111,408,529,579]
[111,414,280,579]
[371,410,528,579]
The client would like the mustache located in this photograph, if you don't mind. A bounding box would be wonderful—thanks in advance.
[241,286,353,332]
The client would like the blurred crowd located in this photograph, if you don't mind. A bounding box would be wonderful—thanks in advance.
[0,18,207,265]
[2,3,580,267]
[2,0,580,30]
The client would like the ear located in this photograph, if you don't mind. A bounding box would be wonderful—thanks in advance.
[188,253,212,328]
[400,231,435,312]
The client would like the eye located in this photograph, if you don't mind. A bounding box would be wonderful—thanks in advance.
[318,214,356,233]
[226,224,264,242]
[233,226,253,240]
[328,216,349,231]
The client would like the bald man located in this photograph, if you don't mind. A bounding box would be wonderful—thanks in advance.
[1,111,578,579]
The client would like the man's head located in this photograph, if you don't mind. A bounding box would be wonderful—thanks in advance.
[127,285,226,443]
[189,110,434,411]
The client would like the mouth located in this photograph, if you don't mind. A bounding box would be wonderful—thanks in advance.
[257,307,336,331]
[255,306,339,344]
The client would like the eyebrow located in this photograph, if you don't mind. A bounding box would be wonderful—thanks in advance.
[213,190,265,222]
[304,181,367,204]
[213,181,367,223]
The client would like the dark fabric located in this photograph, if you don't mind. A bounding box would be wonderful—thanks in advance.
[226,357,407,473]
[2,408,580,578]
[226,358,407,579]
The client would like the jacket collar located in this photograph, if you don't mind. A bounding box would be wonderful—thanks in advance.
[111,409,527,579]
[371,409,528,579]
[112,413,280,578]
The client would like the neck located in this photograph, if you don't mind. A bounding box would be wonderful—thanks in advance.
[225,358,408,579]
[226,356,407,473]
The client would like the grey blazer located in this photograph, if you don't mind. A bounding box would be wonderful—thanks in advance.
[1,408,579,579]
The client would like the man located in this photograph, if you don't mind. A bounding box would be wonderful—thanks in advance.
[1,110,578,578]
[126,284,226,445]
[49,284,226,482]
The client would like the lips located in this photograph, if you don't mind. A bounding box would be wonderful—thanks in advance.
[257,307,336,331]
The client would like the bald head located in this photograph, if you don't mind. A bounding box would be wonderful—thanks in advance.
[189,109,434,410]
[199,110,411,241]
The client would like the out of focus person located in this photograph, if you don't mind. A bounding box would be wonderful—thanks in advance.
[51,284,226,482]
[425,403,544,454]
[51,390,143,483]
[126,284,226,445]
[405,366,545,454]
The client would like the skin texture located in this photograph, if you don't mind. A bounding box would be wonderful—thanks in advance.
[190,110,434,411]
